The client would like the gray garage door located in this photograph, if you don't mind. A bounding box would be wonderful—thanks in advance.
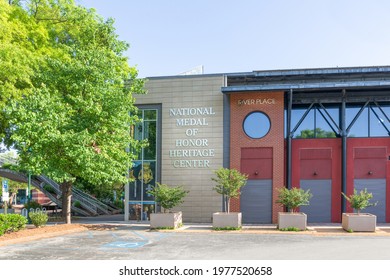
[240,179,272,224]
[354,179,386,223]
[300,179,332,223]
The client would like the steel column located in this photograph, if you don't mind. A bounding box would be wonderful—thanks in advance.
[341,90,347,213]
[287,89,293,189]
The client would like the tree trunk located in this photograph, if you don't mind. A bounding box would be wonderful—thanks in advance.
[226,197,230,213]
[60,181,72,224]
[9,193,16,205]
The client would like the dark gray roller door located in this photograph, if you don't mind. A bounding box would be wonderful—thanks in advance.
[354,179,386,223]
[240,179,272,224]
[300,179,332,223]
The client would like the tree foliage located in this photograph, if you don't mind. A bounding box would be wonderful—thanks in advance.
[295,128,336,139]
[342,188,377,214]
[0,0,42,138]
[276,187,312,213]
[212,168,248,213]
[1,0,145,223]
[147,182,189,213]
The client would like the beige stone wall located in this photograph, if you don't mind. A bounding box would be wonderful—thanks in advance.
[134,75,225,222]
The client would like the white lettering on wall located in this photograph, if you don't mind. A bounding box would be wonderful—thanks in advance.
[176,118,208,126]
[170,107,215,117]
[169,107,216,168]
[238,98,276,105]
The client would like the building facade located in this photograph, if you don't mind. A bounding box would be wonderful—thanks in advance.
[126,66,390,224]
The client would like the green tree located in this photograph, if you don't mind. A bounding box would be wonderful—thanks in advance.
[295,128,336,138]
[0,0,43,139]
[342,188,377,214]
[276,187,312,213]
[2,0,145,224]
[212,168,248,213]
[147,183,189,213]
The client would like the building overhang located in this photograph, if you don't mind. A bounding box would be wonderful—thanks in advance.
[222,66,390,94]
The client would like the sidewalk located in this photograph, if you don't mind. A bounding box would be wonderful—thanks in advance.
[73,215,390,236]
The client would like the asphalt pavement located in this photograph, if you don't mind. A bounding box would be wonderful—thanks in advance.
[1,215,390,260]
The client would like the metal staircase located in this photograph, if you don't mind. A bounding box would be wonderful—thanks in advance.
[0,168,121,216]
[36,175,120,215]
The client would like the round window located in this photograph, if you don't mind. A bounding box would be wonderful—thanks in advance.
[243,111,271,139]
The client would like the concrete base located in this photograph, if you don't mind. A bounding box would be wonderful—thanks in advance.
[212,212,242,228]
[150,212,182,229]
[342,213,376,232]
[278,212,307,231]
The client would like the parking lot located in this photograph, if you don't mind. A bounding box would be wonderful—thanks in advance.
[2,221,390,260]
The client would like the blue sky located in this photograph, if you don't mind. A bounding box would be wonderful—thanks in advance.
[79,0,390,78]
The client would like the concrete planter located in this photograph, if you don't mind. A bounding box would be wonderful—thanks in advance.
[0,209,15,214]
[150,211,182,229]
[342,213,376,232]
[212,212,242,228]
[278,212,307,231]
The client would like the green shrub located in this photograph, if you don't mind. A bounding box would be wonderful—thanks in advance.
[213,226,242,231]
[0,223,6,236]
[212,168,248,213]
[276,187,312,213]
[342,188,377,214]
[0,214,27,236]
[279,227,301,232]
[147,183,189,213]
[29,211,48,228]
[24,200,42,210]
[113,199,124,209]
[73,200,82,208]
[6,214,27,232]
[43,185,56,194]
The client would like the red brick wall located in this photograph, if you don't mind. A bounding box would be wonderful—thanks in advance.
[31,189,51,205]
[229,92,285,223]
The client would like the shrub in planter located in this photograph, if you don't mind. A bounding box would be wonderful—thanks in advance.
[212,168,248,214]
[147,183,188,213]
[147,183,188,229]
[276,187,312,213]
[211,168,248,229]
[29,211,49,228]
[341,188,378,232]
[342,188,377,215]
[276,187,312,231]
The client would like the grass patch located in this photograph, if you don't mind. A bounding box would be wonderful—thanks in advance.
[279,227,302,232]
[213,226,242,231]
[152,226,175,230]
[151,223,183,230]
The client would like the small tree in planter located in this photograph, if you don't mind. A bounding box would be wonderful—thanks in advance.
[341,188,378,232]
[211,168,248,229]
[276,187,312,231]
[147,182,188,229]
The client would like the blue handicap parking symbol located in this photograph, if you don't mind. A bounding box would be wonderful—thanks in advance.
[103,241,147,248]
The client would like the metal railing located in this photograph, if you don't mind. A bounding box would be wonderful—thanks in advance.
[0,168,118,217]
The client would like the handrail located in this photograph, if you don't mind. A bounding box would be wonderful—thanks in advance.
[0,169,117,216]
